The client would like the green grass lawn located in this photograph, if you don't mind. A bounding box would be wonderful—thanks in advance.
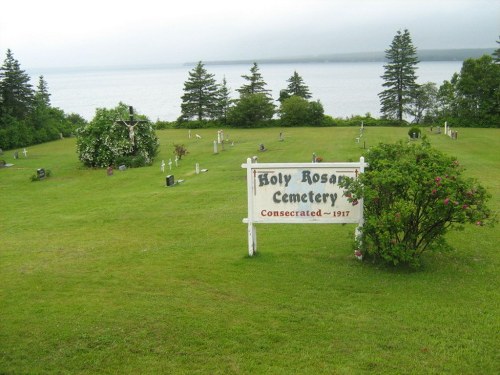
[0,127,498,374]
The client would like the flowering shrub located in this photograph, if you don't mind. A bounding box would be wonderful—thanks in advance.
[340,139,494,268]
[76,103,159,168]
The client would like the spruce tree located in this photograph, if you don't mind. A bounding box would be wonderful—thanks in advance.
[493,36,500,64]
[378,29,419,122]
[0,49,34,119]
[279,71,312,102]
[179,61,219,121]
[214,77,232,124]
[237,62,271,96]
[34,75,51,107]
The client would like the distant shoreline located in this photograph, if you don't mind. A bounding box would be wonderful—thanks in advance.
[185,48,495,67]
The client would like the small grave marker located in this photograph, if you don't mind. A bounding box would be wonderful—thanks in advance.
[37,168,46,179]
[107,166,113,176]
[166,175,174,187]
[23,148,28,158]
[161,160,165,172]
[168,159,172,170]
[195,163,200,174]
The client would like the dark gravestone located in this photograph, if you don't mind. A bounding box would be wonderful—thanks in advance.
[166,175,174,187]
[37,168,46,179]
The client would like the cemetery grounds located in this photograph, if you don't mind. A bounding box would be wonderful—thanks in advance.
[0,127,499,374]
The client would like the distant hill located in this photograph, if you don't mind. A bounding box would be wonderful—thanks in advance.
[191,48,495,66]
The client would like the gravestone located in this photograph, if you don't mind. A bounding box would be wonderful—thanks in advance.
[23,148,28,157]
[259,144,266,152]
[37,168,46,179]
[0,148,3,155]
[161,160,165,172]
[107,166,113,176]
[14,151,18,159]
[166,175,174,187]
[195,163,200,174]
[119,165,126,171]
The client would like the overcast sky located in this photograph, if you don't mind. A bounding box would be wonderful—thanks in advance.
[1,0,498,68]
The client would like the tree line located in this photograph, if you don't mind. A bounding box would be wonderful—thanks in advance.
[0,49,86,150]
[177,61,325,128]
[1,31,499,149]
[176,31,499,129]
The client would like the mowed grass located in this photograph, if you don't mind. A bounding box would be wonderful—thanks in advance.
[0,127,498,374]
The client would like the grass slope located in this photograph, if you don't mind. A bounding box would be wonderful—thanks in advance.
[0,127,498,374]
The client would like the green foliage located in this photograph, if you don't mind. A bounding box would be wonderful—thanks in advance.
[436,55,500,127]
[0,49,34,119]
[379,29,419,122]
[227,93,275,127]
[408,82,439,124]
[407,126,421,138]
[341,140,493,268]
[179,61,219,121]
[236,62,271,96]
[279,96,324,126]
[76,103,159,168]
[0,50,80,149]
[279,71,312,102]
[453,55,500,127]
[492,36,500,64]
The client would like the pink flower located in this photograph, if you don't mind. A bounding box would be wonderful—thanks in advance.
[352,199,359,206]
[354,250,363,260]
[444,198,450,205]
[431,189,437,195]
[462,204,469,209]
[476,221,483,226]
[435,177,442,183]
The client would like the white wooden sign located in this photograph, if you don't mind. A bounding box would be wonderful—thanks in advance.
[242,157,367,255]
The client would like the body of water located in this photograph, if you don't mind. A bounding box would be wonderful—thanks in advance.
[29,61,463,121]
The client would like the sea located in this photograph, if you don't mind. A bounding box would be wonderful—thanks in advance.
[28,61,463,122]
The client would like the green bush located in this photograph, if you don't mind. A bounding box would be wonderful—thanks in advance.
[340,139,494,268]
[76,103,159,168]
[408,126,421,138]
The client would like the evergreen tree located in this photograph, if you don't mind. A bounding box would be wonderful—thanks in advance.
[214,77,232,124]
[493,36,500,64]
[0,49,34,119]
[179,61,219,121]
[231,63,275,127]
[34,75,51,107]
[237,62,271,96]
[279,71,312,102]
[378,29,419,122]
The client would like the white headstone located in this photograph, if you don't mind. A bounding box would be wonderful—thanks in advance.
[23,148,28,158]
[168,159,172,170]
[195,163,200,174]
[161,160,165,172]
[188,129,191,139]
[214,140,218,154]
[175,155,179,167]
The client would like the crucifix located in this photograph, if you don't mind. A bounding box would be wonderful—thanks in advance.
[117,106,146,148]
